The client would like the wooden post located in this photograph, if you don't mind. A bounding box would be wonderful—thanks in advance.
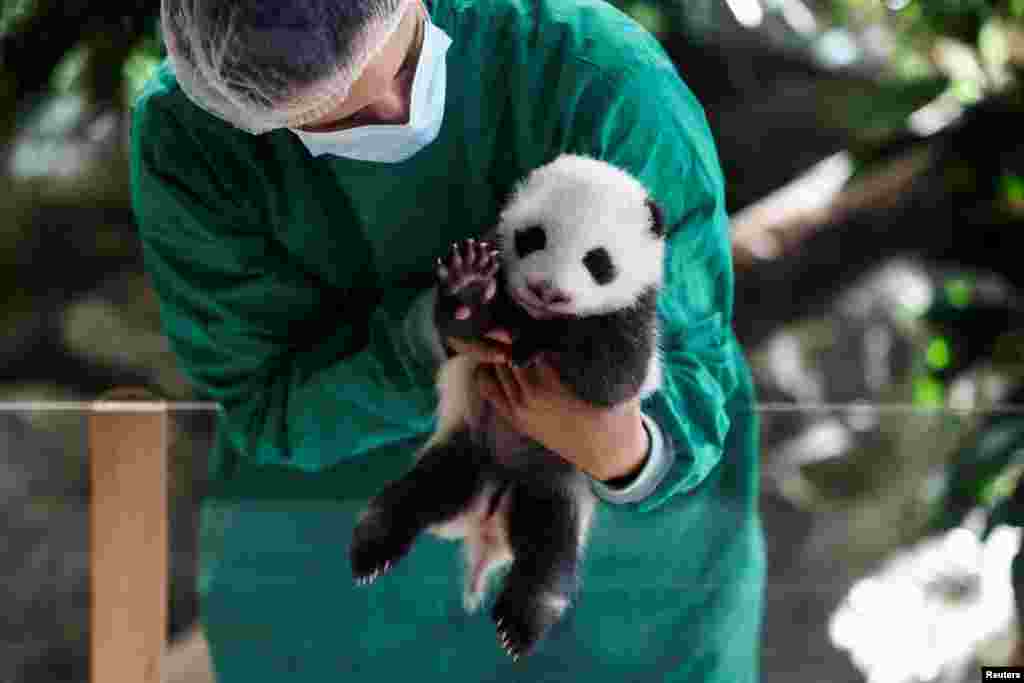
[88,388,168,683]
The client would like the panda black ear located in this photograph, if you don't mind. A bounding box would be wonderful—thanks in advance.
[646,198,666,238]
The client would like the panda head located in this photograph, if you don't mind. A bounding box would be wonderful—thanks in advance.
[494,154,666,319]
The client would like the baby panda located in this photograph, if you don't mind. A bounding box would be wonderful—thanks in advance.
[349,154,666,660]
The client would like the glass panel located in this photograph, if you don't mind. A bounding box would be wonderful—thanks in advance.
[1,264,1022,683]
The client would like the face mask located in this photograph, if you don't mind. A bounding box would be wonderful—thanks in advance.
[289,8,452,163]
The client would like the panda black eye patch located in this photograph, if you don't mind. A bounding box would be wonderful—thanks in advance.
[583,247,615,285]
[514,225,546,258]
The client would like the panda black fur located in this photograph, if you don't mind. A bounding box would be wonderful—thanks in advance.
[349,154,666,660]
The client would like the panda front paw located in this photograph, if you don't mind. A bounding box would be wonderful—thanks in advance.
[435,238,501,337]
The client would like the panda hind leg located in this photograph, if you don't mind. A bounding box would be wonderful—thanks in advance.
[490,478,582,660]
[349,429,489,585]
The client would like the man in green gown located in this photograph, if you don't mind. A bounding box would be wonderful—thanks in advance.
[130,0,765,679]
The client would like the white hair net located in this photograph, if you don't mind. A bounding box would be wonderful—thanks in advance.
[160,0,414,134]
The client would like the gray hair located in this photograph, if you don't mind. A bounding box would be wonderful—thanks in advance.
[161,0,410,133]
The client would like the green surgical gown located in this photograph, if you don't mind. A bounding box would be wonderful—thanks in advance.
[129,0,765,679]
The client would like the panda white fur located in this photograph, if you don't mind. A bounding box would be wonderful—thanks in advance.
[349,154,666,660]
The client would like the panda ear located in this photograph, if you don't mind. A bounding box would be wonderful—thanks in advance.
[646,198,666,238]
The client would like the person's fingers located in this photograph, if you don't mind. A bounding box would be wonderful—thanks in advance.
[477,367,512,421]
[507,363,535,402]
[484,328,513,345]
[494,363,523,406]
[534,354,562,386]
[446,337,508,364]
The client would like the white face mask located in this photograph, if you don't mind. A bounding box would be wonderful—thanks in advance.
[289,9,452,163]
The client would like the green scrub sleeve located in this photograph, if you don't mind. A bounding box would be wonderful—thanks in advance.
[572,64,740,513]
[130,100,442,472]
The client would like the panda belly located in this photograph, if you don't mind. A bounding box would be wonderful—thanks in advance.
[427,356,566,610]
[428,354,556,465]
[470,397,540,464]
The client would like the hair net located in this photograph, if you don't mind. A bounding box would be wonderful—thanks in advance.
[161,0,413,134]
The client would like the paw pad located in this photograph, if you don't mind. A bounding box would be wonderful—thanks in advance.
[436,239,501,319]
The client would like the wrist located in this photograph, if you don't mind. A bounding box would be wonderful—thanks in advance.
[593,409,648,482]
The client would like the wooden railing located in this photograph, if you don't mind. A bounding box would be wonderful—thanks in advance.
[88,388,213,683]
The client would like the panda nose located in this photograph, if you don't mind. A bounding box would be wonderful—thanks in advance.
[527,280,571,305]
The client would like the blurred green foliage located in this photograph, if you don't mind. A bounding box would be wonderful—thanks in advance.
[123,36,163,105]
[3,0,1021,140]
[0,0,38,36]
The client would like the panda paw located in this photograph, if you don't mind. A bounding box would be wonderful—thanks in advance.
[349,510,416,586]
[491,584,565,661]
[435,238,501,321]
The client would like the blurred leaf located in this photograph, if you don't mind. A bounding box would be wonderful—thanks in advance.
[926,336,952,370]
[123,37,161,105]
[913,375,945,406]
[930,417,1024,533]
[626,2,667,34]
[981,461,1024,506]
[893,44,938,80]
[944,278,973,308]
[950,75,985,102]
[0,0,37,36]
[906,0,992,46]
[50,42,88,94]
[820,75,950,135]
[1001,172,1024,203]
[979,18,1011,72]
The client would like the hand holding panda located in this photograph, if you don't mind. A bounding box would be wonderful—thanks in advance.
[437,240,650,481]
[475,355,650,482]
[349,155,666,661]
